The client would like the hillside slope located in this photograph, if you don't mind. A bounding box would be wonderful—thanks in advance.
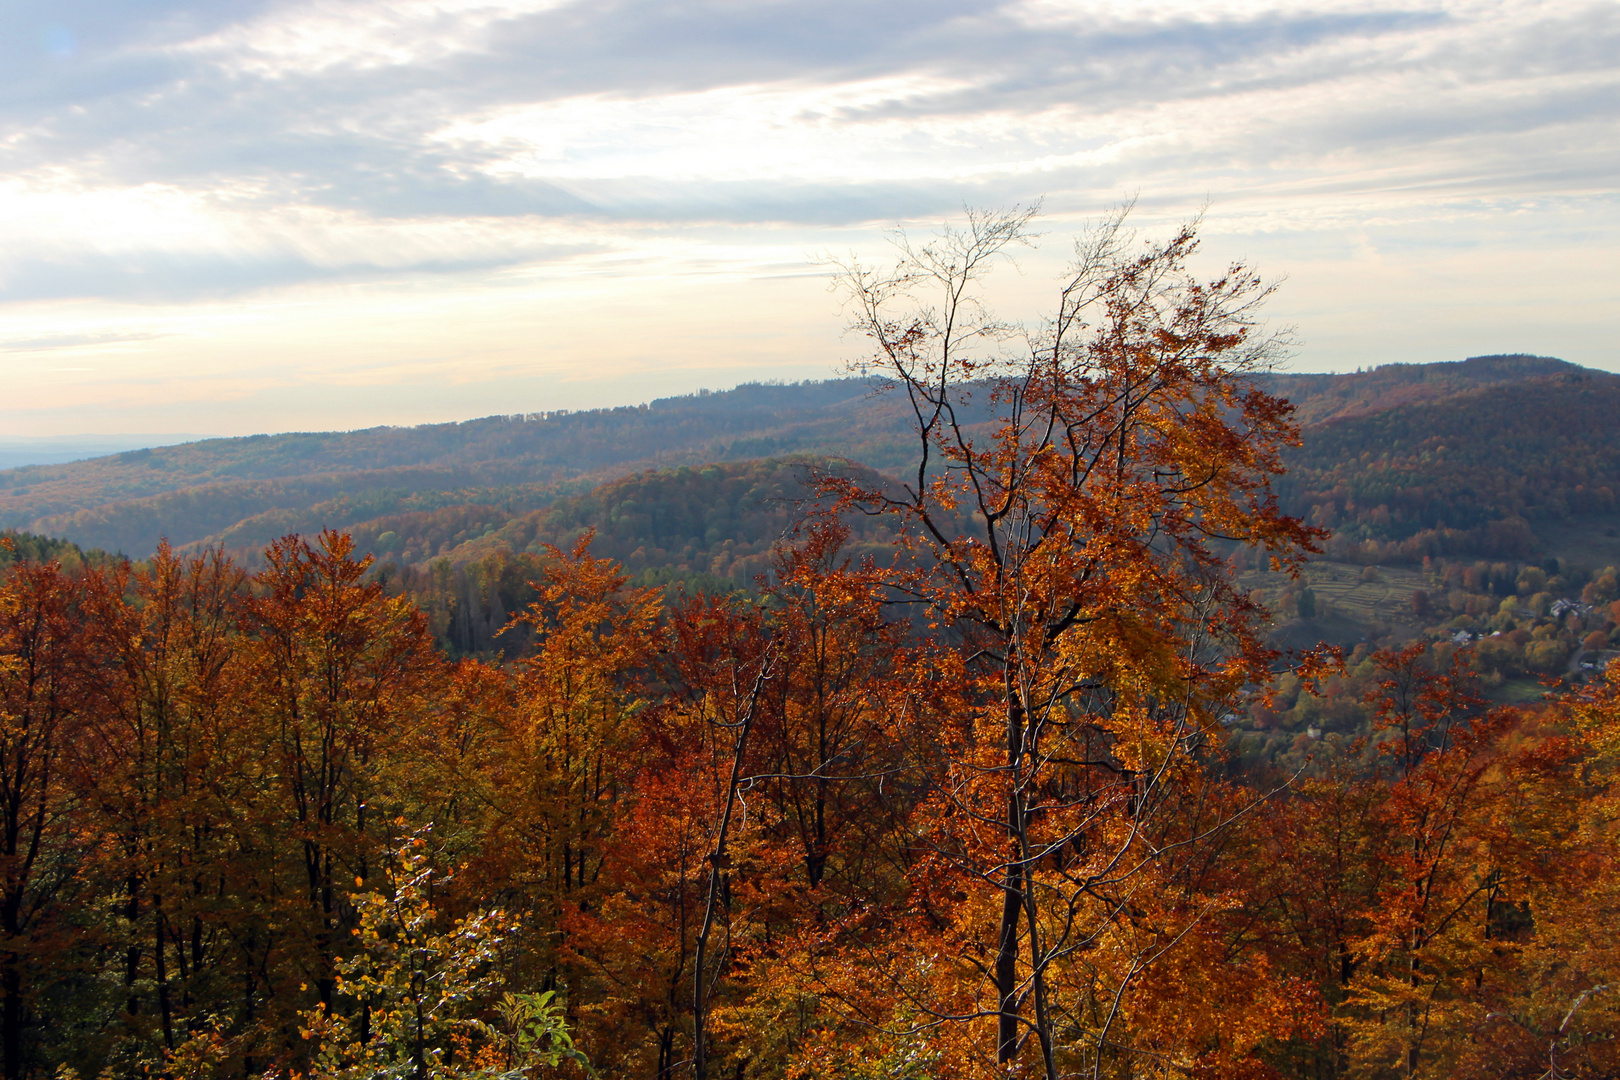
[363,457,898,657]
[0,380,924,555]
[1277,366,1620,562]
[7,354,1618,567]
[1258,353,1581,426]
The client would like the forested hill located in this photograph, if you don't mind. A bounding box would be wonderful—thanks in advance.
[1255,353,1584,426]
[0,380,924,556]
[1275,361,1620,562]
[3,353,1617,565]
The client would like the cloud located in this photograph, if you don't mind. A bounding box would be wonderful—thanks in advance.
[0,330,169,352]
[0,0,1614,433]
[0,167,610,300]
[10,1,1614,211]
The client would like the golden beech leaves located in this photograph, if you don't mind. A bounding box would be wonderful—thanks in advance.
[802,206,1329,1078]
[8,514,1620,1080]
[7,213,1620,1080]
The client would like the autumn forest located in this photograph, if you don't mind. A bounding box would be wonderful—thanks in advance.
[5,213,1620,1080]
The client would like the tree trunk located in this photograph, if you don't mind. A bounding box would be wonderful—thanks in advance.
[996,857,1023,1063]
[2,961,22,1080]
[998,674,1027,1064]
[694,655,772,1080]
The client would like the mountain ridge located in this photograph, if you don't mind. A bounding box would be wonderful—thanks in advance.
[6,354,1617,565]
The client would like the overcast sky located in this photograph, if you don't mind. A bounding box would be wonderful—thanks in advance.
[2,0,1616,437]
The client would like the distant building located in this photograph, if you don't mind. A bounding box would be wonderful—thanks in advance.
[1550,599,1591,619]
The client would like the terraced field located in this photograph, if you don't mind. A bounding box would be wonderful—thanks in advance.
[1299,562,1431,624]
[1242,559,1432,629]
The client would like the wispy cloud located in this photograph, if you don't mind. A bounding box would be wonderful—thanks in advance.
[0,0,1615,433]
[0,331,167,352]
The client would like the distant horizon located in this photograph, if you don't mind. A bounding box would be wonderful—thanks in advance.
[0,349,1600,465]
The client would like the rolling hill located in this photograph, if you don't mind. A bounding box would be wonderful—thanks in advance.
[0,380,925,557]
[1273,362,1620,564]
[3,354,1617,573]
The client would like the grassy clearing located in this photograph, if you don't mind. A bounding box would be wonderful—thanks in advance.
[1534,514,1620,570]
[1490,678,1551,704]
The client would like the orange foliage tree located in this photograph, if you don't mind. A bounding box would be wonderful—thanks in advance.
[1253,645,1620,1079]
[244,530,444,1027]
[820,206,1320,1076]
[0,555,93,1080]
[74,543,248,1064]
[467,535,664,1072]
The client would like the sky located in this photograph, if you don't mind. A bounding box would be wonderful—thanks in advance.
[1,0,1616,438]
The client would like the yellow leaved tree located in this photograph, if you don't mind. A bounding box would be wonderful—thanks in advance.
[816,206,1320,1077]
[296,830,591,1080]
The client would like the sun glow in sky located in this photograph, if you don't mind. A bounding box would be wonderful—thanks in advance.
[2,0,1616,436]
